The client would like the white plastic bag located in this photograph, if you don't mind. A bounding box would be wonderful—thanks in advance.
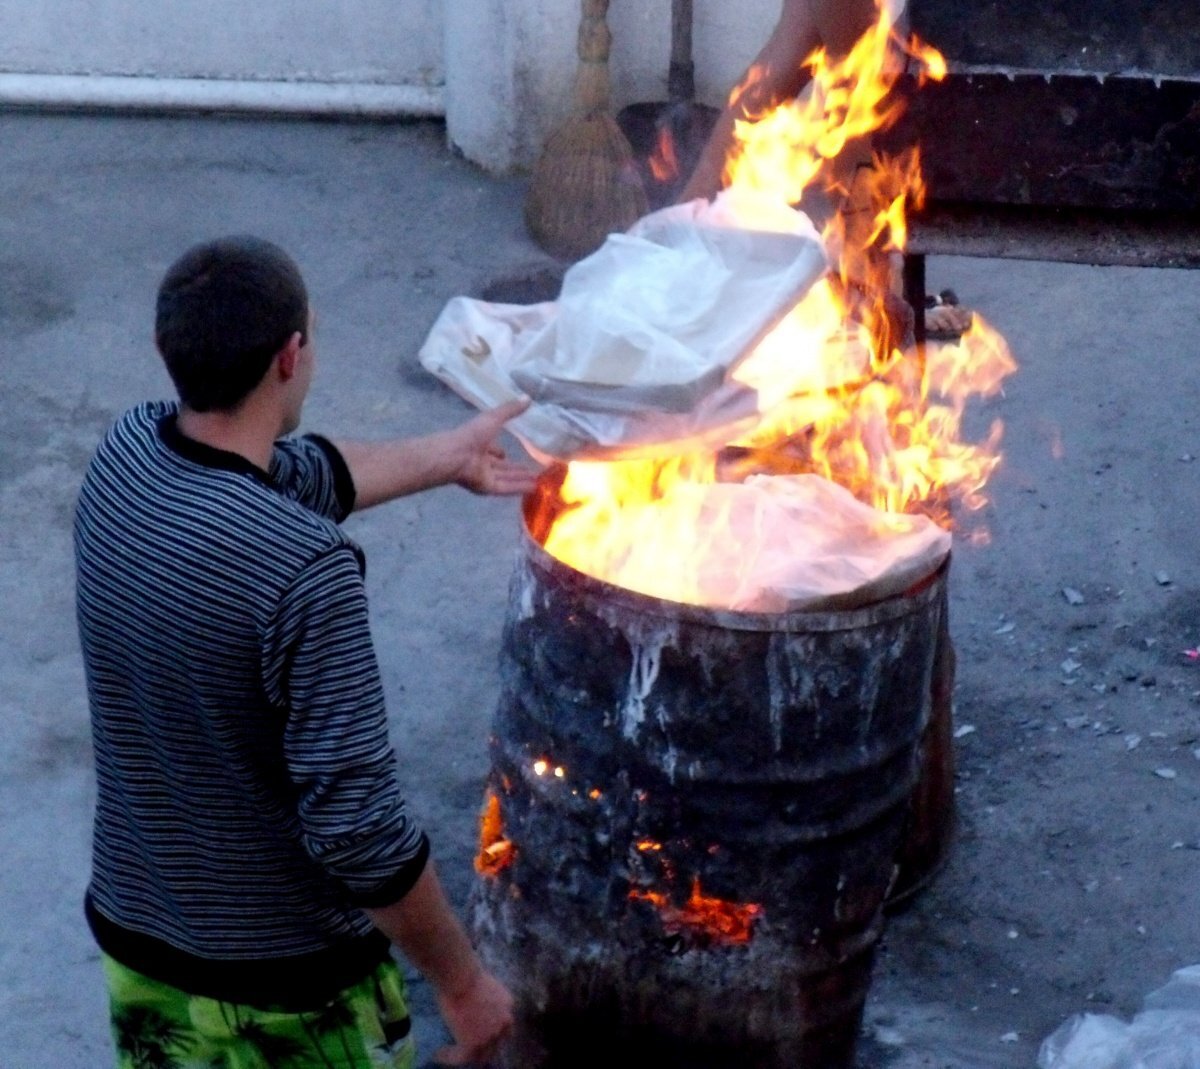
[1037,1015,1136,1069]
[418,189,954,611]
[1038,965,1200,1069]
[415,295,764,463]
[418,190,827,461]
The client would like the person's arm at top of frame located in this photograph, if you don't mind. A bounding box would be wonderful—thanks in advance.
[332,398,539,511]
[677,0,879,203]
[366,863,514,1066]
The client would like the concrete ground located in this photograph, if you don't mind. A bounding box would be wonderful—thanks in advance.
[1,112,1197,1069]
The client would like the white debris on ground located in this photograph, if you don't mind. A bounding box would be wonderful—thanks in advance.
[1038,964,1200,1069]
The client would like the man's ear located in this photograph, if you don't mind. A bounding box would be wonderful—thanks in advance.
[275,332,303,381]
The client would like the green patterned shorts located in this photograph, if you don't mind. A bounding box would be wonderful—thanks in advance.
[102,952,416,1069]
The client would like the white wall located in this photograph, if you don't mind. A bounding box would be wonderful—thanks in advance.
[0,0,443,84]
[445,0,781,172]
[0,0,781,173]
[610,0,781,112]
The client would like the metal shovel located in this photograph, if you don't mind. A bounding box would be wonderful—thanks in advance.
[616,0,720,209]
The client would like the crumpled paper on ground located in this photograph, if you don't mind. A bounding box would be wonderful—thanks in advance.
[1038,965,1200,1069]
[418,189,828,461]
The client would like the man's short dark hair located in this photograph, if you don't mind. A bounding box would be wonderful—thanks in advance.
[155,236,309,412]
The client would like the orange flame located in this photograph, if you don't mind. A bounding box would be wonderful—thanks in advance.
[727,62,770,111]
[542,0,1016,607]
[475,789,514,877]
[630,876,763,945]
[648,125,680,183]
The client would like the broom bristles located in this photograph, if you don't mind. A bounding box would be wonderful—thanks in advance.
[524,0,649,261]
[525,113,649,261]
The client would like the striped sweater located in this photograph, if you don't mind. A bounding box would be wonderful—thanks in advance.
[74,401,428,1008]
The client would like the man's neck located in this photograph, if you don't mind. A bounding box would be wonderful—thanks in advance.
[176,404,281,472]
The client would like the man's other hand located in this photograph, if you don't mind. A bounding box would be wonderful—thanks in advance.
[433,966,515,1066]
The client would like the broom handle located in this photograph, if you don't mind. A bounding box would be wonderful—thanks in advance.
[574,0,614,116]
[668,0,696,103]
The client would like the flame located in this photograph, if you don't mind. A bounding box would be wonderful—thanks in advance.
[541,0,1015,606]
[630,876,763,945]
[475,789,514,877]
[728,62,769,111]
[648,125,680,183]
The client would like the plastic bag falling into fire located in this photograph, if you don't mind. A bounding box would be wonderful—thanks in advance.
[540,0,1016,612]
[423,0,1017,612]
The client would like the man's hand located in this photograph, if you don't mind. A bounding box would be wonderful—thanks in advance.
[366,864,516,1067]
[447,399,540,497]
[334,397,540,510]
[433,967,515,1066]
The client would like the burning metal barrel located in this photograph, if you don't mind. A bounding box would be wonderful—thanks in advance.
[470,479,950,1069]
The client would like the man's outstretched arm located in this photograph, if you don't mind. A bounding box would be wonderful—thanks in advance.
[333,399,539,511]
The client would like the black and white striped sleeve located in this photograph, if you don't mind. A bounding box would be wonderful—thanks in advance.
[271,434,357,522]
[262,545,428,906]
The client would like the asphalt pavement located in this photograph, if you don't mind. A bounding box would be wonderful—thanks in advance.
[2,111,1198,1069]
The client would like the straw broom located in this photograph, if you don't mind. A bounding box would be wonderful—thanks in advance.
[525,0,649,260]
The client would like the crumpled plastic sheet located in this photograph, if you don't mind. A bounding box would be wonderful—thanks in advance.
[568,473,952,613]
[1038,965,1200,1069]
[419,189,954,610]
[418,189,828,462]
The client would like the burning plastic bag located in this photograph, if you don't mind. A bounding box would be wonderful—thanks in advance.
[544,472,951,613]
[418,190,828,461]
[1037,965,1200,1069]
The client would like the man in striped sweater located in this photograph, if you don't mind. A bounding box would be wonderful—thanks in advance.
[74,236,535,1068]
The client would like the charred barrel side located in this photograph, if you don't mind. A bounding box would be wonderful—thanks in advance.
[471,534,947,1069]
